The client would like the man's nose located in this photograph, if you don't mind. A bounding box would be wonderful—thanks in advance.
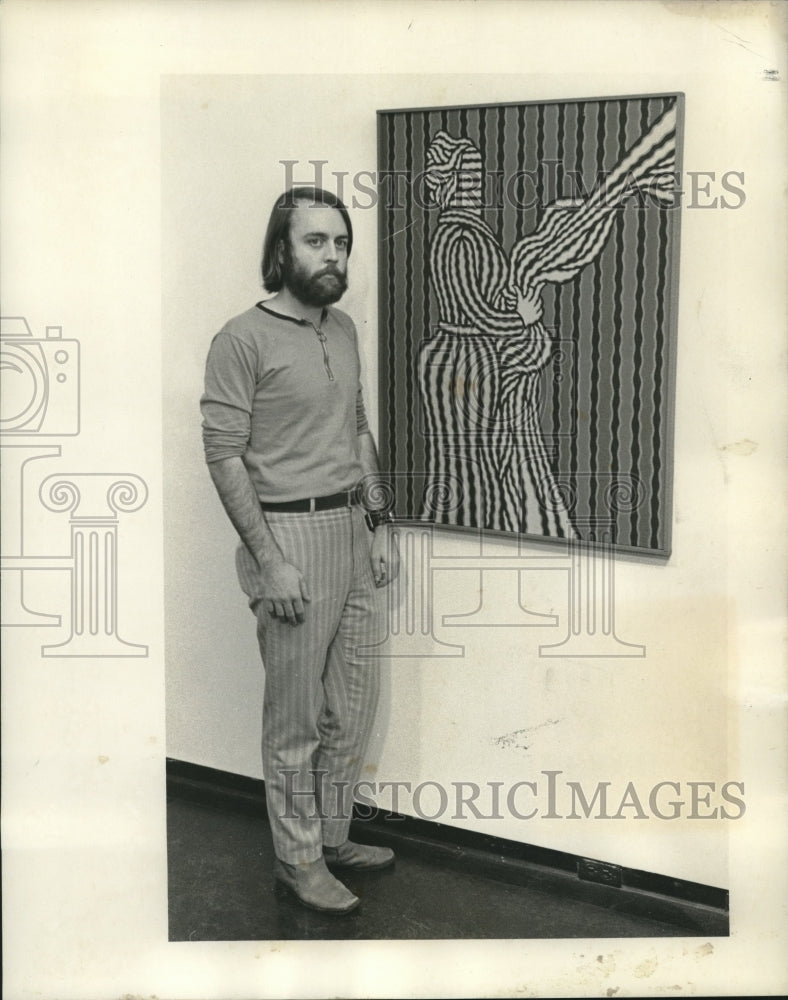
[324,240,340,261]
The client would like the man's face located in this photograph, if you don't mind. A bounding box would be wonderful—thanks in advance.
[281,203,349,307]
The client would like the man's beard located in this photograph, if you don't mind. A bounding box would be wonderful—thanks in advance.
[282,251,348,307]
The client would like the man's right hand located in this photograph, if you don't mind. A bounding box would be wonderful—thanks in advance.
[260,559,311,625]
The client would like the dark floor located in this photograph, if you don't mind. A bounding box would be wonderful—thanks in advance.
[167,796,728,941]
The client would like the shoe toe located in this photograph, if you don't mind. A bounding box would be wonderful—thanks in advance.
[324,841,396,870]
[273,857,360,914]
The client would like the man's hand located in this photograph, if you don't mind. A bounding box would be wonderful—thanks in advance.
[260,558,311,625]
[516,285,544,327]
[370,527,400,588]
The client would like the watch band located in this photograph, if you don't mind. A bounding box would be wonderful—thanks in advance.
[364,508,395,532]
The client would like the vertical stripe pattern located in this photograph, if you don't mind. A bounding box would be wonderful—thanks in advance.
[235,506,383,864]
[378,95,680,553]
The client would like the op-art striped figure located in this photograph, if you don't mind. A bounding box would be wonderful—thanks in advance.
[421,132,574,537]
[420,105,676,538]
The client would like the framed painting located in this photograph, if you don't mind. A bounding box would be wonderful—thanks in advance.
[377,93,683,556]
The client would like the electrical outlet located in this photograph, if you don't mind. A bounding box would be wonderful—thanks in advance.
[578,858,622,887]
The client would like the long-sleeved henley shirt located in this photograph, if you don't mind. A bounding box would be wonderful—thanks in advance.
[201,301,369,502]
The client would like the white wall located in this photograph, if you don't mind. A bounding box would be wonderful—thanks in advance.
[163,70,770,889]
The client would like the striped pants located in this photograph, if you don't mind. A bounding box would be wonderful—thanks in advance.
[236,505,384,865]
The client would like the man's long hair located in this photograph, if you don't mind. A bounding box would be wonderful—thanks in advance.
[260,186,354,292]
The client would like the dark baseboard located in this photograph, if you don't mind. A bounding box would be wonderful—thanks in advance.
[166,758,729,934]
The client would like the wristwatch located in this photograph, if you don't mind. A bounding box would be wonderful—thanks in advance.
[364,508,396,532]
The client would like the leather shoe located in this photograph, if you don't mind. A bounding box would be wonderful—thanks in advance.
[323,841,395,871]
[273,856,360,914]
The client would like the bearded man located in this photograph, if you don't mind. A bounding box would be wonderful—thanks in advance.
[201,186,398,915]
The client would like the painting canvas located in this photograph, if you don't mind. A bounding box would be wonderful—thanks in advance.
[377,94,683,556]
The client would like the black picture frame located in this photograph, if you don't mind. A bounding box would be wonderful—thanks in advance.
[377,93,684,557]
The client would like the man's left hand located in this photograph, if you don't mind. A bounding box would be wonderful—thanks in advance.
[370,526,400,588]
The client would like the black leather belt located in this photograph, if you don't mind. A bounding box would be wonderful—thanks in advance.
[259,488,360,513]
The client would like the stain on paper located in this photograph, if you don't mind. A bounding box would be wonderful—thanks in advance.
[493,719,559,751]
[634,957,658,979]
[719,439,758,456]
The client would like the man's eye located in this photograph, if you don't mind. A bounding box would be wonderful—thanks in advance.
[308,238,323,247]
